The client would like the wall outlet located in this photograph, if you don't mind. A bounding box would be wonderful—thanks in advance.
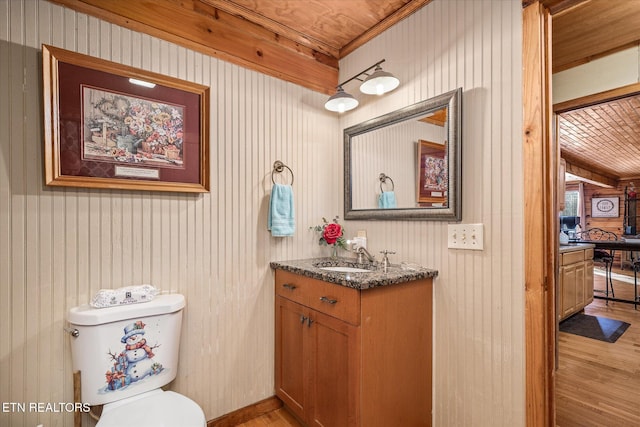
[448,224,484,250]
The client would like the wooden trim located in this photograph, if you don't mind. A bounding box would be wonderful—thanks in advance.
[552,41,640,74]
[207,396,284,427]
[553,82,640,113]
[48,0,338,94]
[340,0,434,58]
[540,0,589,15]
[73,371,82,427]
[523,1,555,426]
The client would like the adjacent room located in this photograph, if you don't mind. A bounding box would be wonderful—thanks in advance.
[553,3,640,424]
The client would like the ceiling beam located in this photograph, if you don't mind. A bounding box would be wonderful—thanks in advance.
[49,0,339,94]
[562,153,618,188]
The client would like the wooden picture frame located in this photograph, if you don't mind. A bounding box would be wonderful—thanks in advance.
[42,44,210,192]
[416,139,448,206]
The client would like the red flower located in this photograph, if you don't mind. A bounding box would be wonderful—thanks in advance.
[323,223,343,245]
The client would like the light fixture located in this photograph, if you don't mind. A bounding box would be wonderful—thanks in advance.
[324,59,399,112]
[359,65,400,95]
[324,86,359,113]
[129,78,156,88]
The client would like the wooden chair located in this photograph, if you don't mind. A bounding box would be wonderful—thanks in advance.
[577,228,617,298]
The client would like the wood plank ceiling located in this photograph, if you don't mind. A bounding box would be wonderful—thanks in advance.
[550,0,640,185]
[559,94,640,183]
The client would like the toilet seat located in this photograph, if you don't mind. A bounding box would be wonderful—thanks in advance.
[96,389,205,427]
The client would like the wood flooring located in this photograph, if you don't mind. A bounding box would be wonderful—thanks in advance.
[234,408,302,427]
[556,266,640,427]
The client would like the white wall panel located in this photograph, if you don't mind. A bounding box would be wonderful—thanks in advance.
[553,46,640,104]
[339,1,525,425]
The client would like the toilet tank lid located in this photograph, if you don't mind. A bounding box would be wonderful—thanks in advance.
[68,293,185,325]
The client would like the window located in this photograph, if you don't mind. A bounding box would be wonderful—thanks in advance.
[561,190,579,217]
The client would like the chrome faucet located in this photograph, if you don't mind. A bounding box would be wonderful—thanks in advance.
[380,250,396,273]
[356,246,376,264]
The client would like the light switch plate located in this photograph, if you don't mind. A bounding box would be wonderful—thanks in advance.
[448,224,484,250]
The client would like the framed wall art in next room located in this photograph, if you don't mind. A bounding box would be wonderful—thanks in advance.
[42,44,210,193]
[591,197,619,218]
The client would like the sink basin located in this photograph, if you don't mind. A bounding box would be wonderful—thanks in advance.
[313,260,376,273]
[319,266,373,273]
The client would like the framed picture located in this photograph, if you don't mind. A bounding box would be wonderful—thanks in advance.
[591,197,619,218]
[42,44,210,192]
[416,139,448,206]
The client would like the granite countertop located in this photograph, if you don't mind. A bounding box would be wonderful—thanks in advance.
[559,242,595,253]
[270,257,438,290]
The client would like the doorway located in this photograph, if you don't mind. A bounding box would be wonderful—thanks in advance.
[554,85,640,426]
[523,1,640,425]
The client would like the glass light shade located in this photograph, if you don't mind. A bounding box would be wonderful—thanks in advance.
[359,66,400,95]
[325,88,359,113]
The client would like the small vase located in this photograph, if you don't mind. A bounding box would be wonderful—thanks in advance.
[330,245,338,259]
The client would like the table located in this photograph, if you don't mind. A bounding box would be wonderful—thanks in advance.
[575,240,640,252]
[572,240,640,308]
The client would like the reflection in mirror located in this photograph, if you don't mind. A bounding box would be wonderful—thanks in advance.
[344,88,462,220]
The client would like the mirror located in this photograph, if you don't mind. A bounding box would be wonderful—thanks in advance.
[344,88,462,220]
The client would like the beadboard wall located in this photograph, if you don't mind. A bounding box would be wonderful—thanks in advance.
[0,0,525,426]
[341,0,525,425]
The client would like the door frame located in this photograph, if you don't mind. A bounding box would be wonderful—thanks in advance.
[523,2,556,426]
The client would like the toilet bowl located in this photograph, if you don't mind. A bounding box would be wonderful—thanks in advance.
[96,389,205,427]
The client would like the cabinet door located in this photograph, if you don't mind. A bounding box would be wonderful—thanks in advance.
[560,264,577,318]
[275,296,309,420]
[575,262,586,310]
[584,259,594,305]
[308,309,360,427]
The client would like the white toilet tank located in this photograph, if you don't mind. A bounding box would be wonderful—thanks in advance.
[67,293,186,406]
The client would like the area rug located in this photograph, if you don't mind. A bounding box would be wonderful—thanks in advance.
[559,314,630,343]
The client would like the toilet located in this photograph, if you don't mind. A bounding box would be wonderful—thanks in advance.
[67,293,205,427]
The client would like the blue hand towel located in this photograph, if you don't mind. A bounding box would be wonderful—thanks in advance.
[268,183,295,236]
[378,191,397,209]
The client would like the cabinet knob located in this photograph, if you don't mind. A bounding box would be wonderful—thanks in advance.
[283,283,297,291]
[320,296,338,305]
[300,315,307,324]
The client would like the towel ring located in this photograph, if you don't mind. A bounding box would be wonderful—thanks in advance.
[379,173,394,192]
[272,161,294,185]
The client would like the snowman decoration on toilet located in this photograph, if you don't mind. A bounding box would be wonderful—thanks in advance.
[105,320,163,390]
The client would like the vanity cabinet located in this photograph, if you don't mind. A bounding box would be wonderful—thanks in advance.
[274,269,433,427]
[559,246,594,320]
